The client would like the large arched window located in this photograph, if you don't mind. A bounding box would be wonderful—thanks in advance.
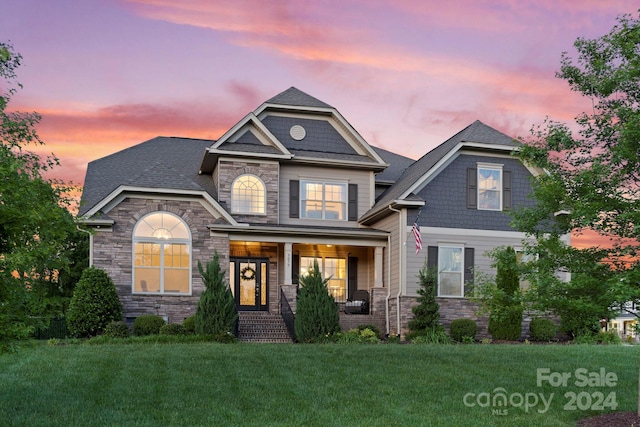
[231,174,266,214]
[133,212,191,294]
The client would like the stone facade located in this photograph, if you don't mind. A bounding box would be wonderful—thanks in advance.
[216,160,279,224]
[92,197,228,324]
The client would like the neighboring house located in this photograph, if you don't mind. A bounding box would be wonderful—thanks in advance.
[79,87,550,340]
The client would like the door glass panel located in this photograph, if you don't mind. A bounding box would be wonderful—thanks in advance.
[239,262,257,306]
[261,263,267,306]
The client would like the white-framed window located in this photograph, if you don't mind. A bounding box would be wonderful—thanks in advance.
[300,256,347,301]
[231,174,266,214]
[133,212,191,295]
[437,245,464,297]
[300,180,347,220]
[477,165,503,211]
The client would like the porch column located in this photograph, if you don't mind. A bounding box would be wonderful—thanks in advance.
[284,242,293,285]
[374,246,384,287]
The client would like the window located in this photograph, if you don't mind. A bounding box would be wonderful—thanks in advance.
[477,165,502,211]
[231,174,265,214]
[133,212,191,294]
[300,181,347,220]
[437,246,464,297]
[300,256,347,302]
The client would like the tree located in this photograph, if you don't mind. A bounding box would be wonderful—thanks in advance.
[195,252,238,336]
[294,259,340,342]
[66,267,123,338]
[486,247,523,341]
[512,12,640,334]
[406,263,441,339]
[0,42,77,350]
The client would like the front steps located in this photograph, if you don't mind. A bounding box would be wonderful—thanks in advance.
[237,312,294,343]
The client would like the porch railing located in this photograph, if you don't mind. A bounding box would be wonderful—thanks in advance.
[280,288,296,342]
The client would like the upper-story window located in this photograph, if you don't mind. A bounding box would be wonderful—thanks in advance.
[301,180,347,220]
[232,174,265,215]
[133,212,191,295]
[477,165,502,211]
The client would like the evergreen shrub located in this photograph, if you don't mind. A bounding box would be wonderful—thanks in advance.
[295,259,340,342]
[195,252,238,336]
[104,321,130,338]
[529,318,557,341]
[182,315,196,334]
[160,323,186,335]
[134,315,166,336]
[450,318,478,342]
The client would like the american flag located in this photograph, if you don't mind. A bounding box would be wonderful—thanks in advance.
[412,223,422,255]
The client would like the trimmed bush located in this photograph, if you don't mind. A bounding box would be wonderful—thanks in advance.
[67,267,123,338]
[408,263,440,335]
[104,321,130,338]
[295,259,340,343]
[410,329,451,344]
[488,247,523,340]
[133,315,166,336]
[195,252,238,336]
[182,316,196,334]
[450,318,478,342]
[356,324,381,339]
[529,318,557,341]
[160,323,186,336]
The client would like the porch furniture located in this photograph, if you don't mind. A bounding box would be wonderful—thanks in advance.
[344,290,369,314]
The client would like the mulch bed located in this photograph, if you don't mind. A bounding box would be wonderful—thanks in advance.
[577,411,640,426]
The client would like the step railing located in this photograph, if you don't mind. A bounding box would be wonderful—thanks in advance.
[280,288,296,342]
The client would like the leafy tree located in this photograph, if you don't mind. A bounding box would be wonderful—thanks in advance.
[487,247,523,340]
[0,42,77,350]
[513,12,640,335]
[406,263,442,339]
[195,252,238,336]
[294,259,340,342]
[66,267,123,338]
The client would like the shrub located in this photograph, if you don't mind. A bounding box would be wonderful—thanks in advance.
[410,329,451,344]
[182,316,196,334]
[529,318,557,341]
[450,318,478,342]
[195,252,238,336]
[573,331,622,345]
[66,267,123,338]
[160,323,186,336]
[104,321,130,338]
[295,259,340,342]
[407,263,440,336]
[356,324,381,338]
[211,332,238,343]
[487,247,523,340]
[133,315,166,336]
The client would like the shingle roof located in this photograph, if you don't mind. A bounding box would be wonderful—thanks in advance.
[365,120,518,219]
[265,86,333,109]
[372,146,416,184]
[79,137,216,216]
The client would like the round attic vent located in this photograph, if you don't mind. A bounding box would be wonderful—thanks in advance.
[290,125,306,141]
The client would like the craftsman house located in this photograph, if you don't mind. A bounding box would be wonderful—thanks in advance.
[79,87,548,341]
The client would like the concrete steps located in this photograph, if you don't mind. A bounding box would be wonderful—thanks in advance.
[237,312,294,343]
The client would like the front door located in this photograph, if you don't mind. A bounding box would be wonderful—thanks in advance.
[230,258,268,311]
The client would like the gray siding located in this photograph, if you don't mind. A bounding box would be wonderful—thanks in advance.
[279,164,372,226]
[371,213,402,296]
[412,154,535,231]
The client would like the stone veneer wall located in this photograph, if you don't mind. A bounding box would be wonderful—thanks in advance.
[216,160,279,224]
[339,288,387,335]
[92,197,229,324]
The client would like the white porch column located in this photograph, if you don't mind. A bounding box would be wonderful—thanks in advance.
[374,245,384,287]
[284,242,293,285]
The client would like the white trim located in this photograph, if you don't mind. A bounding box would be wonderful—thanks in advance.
[401,143,464,199]
[209,113,292,156]
[437,244,465,297]
[419,226,528,239]
[231,174,267,215]
[477,163,503,212]
[81,186,240,226]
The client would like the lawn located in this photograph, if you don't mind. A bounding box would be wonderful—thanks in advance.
[1,342,638,426]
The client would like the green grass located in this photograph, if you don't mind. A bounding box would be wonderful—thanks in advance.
[1,343,638,426]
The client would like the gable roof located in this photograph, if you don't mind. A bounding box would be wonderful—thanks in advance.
[372,146,416,185]
[265,86,333,109]
[361,120,519,223]
[79,137,219,217]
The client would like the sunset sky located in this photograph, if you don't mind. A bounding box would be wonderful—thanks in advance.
[3,1,638,248]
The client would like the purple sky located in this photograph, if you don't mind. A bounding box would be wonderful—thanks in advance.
[2,0,637,201]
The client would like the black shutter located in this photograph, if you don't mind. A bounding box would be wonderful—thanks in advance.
[348,257,358,300]
[467,168,477,209]
[290,180,299,218]
[348,184,358,221]
[427,246,438,269]
[464,247,474,285]
[503,170,512,210]
[292,254,300,285]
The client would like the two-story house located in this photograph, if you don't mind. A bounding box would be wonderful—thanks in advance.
[79,87,547,340]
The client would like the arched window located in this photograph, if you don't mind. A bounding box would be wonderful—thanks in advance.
[231,174,266,214]
[133,212,191,294]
